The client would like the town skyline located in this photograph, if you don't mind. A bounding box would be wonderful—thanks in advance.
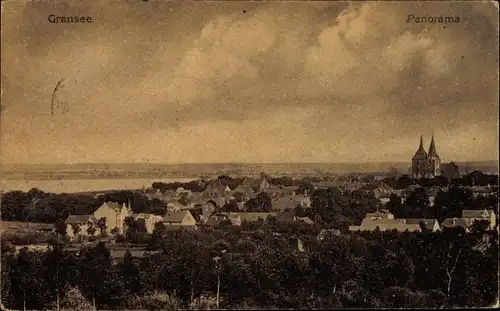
[1,1,498,165]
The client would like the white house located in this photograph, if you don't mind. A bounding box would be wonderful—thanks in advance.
[65,215,97,239]
[93,201,132,234]
[461,209,497,229]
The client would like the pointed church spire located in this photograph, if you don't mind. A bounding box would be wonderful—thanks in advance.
[413,134,427,160]
[428,134,439,157]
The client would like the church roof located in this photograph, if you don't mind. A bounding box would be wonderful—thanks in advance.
[412,135,428,160]
[428,135,439,158]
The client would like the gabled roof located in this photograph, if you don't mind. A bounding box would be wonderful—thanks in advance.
[204,180,225,193]
[462,209,495,218]
[311,181,339,189]
[344,182,366,192]
[365,211,394,219]
[272,198,298,211]
[361,218,402,227]
[100,201,125,213]
[66,215,96,224]
[233,184,254,193]
[441,218,468,229]
[406,219,439,230]
[259,178,271,190]
[276,211,296,222]
[318,229,341,239]
[133,213,160,221]
[163,210,190,223]
[350,222,421,232]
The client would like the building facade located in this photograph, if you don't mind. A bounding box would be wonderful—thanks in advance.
[93,201,132,235]
[411,135,441,179]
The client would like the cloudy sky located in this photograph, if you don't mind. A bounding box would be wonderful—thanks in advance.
[1,0,498,164]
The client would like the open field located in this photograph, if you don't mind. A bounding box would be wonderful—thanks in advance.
[0,220,54,235]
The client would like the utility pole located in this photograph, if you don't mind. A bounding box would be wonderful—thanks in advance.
[214,256,221,309]
[214,250,226,309]
[216,268,220,309]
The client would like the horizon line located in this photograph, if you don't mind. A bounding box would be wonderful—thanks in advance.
[2,160,498,166]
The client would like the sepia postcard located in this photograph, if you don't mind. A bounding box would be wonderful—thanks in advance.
[0,0,498,310]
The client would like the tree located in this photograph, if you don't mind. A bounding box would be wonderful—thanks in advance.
[77,242,114,307]
[86,222,97,237]
[232,192,245,203]
[1,252,13,307]
[396,175,415,189]
[444,242,463,298]
[136,219,148,234]
[432,187,474,222]
[386,194,402,214]
[70,224,81,238]
[58,286,94,311]
[244,192,272,212]
[96,217,108,236]
[118,250,142,296]
[55,219,67,236]
[178,192,190,206]
[296,182,315,196]
[43,244,73,310]
[404,187,430,218]
[234,239,257,254]
[221,200,240,212]
[7,248,47,309]
[122,291,181,310]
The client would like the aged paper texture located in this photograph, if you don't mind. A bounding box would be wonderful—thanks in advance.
[1,0,498,309]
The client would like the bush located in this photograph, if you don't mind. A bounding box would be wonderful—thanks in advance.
[122,291,181,310]
[56,286,94,311]
[189,293,218,310]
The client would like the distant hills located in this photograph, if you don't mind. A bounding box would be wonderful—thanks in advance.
[2,161,498,179]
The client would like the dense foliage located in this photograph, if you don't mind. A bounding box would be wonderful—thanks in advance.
[2,172,496,225]
[1,171,498,309]
[1,226,498,309]
[1,190,166,224]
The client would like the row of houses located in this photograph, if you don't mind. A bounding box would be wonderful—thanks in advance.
[348,209,497,233]
[64,201,316,239]
[203,211,314,227]
[147,177,312,212]
[65,201,163,238]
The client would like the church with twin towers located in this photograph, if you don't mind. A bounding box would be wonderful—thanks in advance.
[411,135,441,179]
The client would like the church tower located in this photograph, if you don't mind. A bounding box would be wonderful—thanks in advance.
[412,135,428,179]
[426,134,441,178]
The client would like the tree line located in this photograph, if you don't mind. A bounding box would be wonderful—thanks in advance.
[1,224,497,309]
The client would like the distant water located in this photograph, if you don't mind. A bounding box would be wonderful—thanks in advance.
[1,178,198,194]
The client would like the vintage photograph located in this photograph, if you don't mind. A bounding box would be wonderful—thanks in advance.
[1,0,498,309]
